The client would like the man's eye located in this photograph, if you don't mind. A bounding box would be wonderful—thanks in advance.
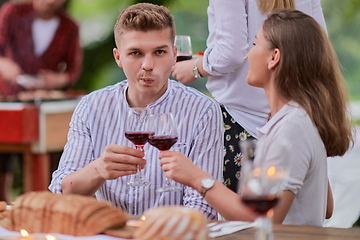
[156,50,165,55]
[130,52,139,56]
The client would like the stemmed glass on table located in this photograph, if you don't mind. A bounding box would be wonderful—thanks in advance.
[239,140,290,240]
[175,35,193,62]
[148,112,182,193]
[125,107,152,187]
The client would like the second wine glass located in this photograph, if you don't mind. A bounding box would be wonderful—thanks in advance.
[148,112,182,193]
[125,107,151,187]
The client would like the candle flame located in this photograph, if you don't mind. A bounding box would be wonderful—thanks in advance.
[140,215,146,221]
[267,166,276,176]
[20,229,29,237]
[45,234,57,240]
[253,167,261,177]
[267,209,274,217]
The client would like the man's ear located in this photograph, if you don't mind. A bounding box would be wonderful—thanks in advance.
[173,45,178,66]
[113,48,123,68]
[268,48,281,70]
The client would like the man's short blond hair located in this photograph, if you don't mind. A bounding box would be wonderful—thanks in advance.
[114,3,175,47]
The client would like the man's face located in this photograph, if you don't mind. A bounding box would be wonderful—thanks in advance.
[113,28,177,106]
[33,0,67,19]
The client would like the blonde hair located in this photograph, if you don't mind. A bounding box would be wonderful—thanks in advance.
[114,3,175,48]
[263,9,354,157]
[257,0,295,13]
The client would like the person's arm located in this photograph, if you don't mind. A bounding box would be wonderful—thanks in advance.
[159,150,256,221]
[172,0,248,85]
[0,3,22,82]
[61,21,82,87]
[311,0,328,34]
[49,96,144,196]
[172,57,208,85]
[37,18,82,90]
[61,144,145,196]
[0,57,22,82]
[202,0,248,76]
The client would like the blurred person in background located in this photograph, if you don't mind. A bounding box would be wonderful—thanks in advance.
[0,0,82,202]
[172,0,328,193]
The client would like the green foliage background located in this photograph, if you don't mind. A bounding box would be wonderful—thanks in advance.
[65,0,360,100]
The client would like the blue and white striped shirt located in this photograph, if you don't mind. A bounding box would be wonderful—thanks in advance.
[49,79,223,219]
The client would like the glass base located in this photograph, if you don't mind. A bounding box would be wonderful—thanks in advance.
[156,185,182,193]
[126,180,150,188]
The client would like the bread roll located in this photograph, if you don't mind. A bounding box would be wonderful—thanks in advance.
[134,206,208,240]
[7,191,127,236]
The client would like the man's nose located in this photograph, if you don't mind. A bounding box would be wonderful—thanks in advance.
[141,55,154,71]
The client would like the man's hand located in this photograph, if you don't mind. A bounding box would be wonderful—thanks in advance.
[61,144,146,196]
[0,57,22,82]
[94,144,146,180]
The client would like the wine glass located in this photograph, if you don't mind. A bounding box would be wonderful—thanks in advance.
[239,139,290,240]
[148,113,182,193]
[175,35,193,62]
[125,107,151,187]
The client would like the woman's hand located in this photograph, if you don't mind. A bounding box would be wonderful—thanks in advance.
[158,150,208,190]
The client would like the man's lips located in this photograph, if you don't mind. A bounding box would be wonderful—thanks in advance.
[140,78,155,84]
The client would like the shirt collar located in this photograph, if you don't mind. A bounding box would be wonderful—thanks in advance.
[121,79,172,110]
[256,100,299,136]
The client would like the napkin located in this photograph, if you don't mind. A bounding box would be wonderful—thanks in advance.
[207,221,254,238]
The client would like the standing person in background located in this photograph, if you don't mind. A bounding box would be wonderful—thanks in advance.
[0,0,82,203]
[172,0,328,192]
[161,9,353,225]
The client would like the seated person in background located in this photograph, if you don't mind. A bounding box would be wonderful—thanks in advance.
[158,9,353,226]
[49,3,223,220]
[0,0,82,203]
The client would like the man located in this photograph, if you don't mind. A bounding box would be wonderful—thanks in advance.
[49,3,223,219]
[0,0,82,203]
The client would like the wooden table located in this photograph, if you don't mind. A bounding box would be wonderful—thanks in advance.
[218,224,360,240]
[0,99,80,192]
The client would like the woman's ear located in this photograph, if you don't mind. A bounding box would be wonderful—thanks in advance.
[113,48,123,68]
[268,48,281,70]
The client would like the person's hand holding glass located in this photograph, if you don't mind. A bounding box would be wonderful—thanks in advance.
[148,113,182,193]
[125,107,152,187]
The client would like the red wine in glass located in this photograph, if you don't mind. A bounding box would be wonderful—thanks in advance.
[241,195,279,216]
[148,135,178,150]
[176,55,192,62]
[125,131,154,146]
[148,113,182,193]
[125,107,151,187]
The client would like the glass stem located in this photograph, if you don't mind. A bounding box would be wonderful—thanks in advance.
[255,215,273,240]
[135,145,144,181]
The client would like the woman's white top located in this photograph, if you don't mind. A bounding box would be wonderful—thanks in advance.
[256,101,327,226]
